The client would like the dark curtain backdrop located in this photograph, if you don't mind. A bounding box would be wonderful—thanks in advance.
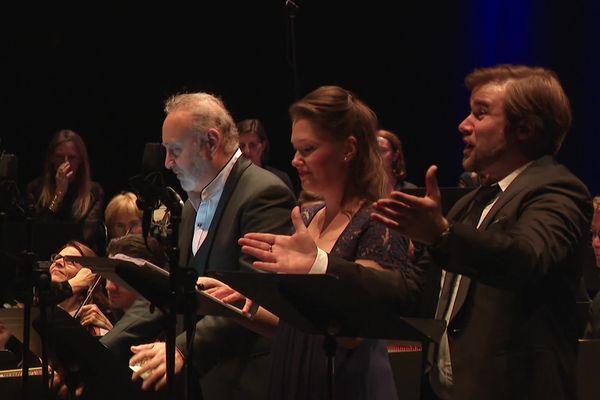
[4,1,599,201]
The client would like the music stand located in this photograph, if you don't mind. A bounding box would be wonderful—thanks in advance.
[212,271,445,400]
[114,259,251,320]
[31,306,167,400]
[70,256,250,320]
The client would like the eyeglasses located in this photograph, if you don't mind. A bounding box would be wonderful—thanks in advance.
[50,254,75,267]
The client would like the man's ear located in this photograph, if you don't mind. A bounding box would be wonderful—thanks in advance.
[205,129,221,156]
[515,120,535,142]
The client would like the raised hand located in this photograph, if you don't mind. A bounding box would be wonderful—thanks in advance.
[238,206,317,274]
[68,268,97,295]
[372,165,449,244]
[55,160,74,195]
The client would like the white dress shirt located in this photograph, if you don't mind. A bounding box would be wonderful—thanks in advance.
[191,149,242,255]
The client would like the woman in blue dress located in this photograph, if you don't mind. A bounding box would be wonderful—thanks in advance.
[205,85,414,399]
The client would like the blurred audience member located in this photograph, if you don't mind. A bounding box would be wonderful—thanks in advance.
[104,191,143,240]
[377,129,417,190]
[237,118,295,193]
[26,129,104,252]
[458,171,480,188]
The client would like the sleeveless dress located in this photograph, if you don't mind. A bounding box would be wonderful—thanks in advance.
[268,202,412,400]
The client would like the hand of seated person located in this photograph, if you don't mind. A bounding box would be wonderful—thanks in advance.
[130,342,184,391]
[68,268,96,295]
[78,304,113,332]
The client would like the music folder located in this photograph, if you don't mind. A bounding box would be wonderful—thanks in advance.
[69,256,250,319]
[211,271,445,343]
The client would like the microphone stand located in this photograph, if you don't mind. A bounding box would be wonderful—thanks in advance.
[162,188,199,400]
[131,143,200,399]
[135,181,199,400]
[285,0,301,99]
[161,188,200,400]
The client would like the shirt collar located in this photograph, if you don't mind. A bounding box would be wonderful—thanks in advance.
[200,148,242,202]
[496,161,534,192]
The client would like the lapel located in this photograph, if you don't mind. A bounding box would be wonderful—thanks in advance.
[478,156,553,231]
[190,156,252,276]
[178,200,196,267]
[448,156,554,322]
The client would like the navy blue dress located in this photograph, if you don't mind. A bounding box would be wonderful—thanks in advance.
[268,203,411,400]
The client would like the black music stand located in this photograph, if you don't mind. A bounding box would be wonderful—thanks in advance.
[31,306,167,400]
[71,256,250,320]
[212,271,445,400]
[111,259,250,320]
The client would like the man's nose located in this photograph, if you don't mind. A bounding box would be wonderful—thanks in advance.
[458,116,472,135]
[165,154,174,169]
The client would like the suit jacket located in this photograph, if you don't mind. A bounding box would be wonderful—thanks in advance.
[100,298,166,363]
[326,156,592,400]
[175,156,295,400]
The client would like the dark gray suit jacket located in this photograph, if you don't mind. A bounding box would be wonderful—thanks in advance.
[326,156,592,400]
[175,156,295,400]
[102,157,294,400]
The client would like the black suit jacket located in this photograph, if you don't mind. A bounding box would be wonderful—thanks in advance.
[326,156,592,400]
[175,156,295,400]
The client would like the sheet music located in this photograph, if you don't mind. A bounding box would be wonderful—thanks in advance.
[111,254,249,318]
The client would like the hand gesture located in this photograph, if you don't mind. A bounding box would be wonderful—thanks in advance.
[238,206,317,274]
[372,165,449,244]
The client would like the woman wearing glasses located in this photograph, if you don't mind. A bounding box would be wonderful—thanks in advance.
[49,240,112,335]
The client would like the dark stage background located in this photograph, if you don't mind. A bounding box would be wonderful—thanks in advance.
[4,1,599,202]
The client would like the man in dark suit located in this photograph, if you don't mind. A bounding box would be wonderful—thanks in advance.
[239,65,592,400]
[125,92,295,400]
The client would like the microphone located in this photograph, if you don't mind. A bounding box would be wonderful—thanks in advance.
[130,143,166,241]
[129,143,183,241]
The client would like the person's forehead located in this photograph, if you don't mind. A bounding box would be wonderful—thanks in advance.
[54,141,78,154]
[60,246,81,257]
[239,132,260,142]
[471,82,507,105]
[163,112,194,143]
